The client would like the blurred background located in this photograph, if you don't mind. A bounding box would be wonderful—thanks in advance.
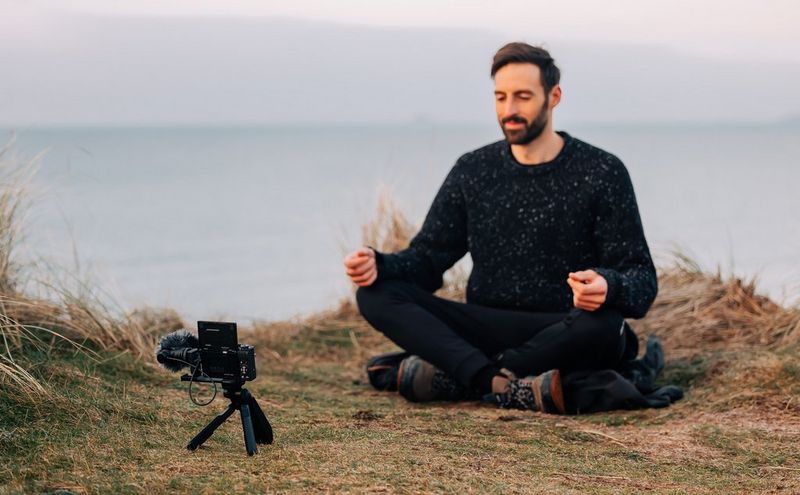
[2,0,799,322]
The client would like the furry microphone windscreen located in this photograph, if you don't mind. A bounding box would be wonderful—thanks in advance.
[156,329,200,372]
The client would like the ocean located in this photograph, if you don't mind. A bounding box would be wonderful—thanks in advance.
[4,123,799,322]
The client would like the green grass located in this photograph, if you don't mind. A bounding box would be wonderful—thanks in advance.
[2,338,798,495]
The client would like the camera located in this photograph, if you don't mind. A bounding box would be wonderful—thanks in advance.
[197,321,256,383]
[155,320,272,455]
[156,321,256,383]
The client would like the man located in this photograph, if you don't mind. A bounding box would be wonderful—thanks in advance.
[343,43,660,413]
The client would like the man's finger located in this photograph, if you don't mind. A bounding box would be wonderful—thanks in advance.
[568,270,595,282]
[343,254,367,268]
[576,294,606,304]
[576,292,606,301]
[344,247,374,262]
[567,278,588,295]
[347,265,372,278]
[576,283,606,296]
[344,258,369,273]
[346,256,374,272]
[356,247,375,258]
[575,299,601,310]
[566,277,581,289]
[351,263,376,279]
[344,253,373,269]
[574,292,602,310]
[351,267,376,284]
[349,264,375,280]
[567,278,604,295]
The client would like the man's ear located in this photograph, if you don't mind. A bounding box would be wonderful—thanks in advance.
[549,85,562,109]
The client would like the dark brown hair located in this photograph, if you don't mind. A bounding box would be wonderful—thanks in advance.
[491,42,560,93]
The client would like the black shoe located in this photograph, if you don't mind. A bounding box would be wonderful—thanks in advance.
[397,355,476,402]
[365,351,410,391]
[484,369,566,414]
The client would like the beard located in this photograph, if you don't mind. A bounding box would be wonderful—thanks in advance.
[500,97,549,145]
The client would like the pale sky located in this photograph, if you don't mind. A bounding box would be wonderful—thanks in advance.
[2,0,799,126]
[6,0,800,63]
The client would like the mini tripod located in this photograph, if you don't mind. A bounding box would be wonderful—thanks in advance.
[181,375,273,456]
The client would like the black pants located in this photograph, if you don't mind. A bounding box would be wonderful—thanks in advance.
[356,279,627,388]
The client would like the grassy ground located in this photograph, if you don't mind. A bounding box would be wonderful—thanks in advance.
[1,296,798,494]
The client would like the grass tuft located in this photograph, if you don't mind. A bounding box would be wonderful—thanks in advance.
[0,143,182,406]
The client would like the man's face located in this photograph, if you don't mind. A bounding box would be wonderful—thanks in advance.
[494,63,554,145]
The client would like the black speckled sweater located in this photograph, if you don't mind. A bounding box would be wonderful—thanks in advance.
[374,131,658,319]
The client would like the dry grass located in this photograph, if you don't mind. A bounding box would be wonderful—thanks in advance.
[0,139,34,293]
[0,280,184,408]
[0,143,183,405]
[644,258,800,352]
[359,189,468,302]
[360,188,417,256]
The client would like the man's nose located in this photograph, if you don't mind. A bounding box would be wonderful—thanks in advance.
[501,100,519,118]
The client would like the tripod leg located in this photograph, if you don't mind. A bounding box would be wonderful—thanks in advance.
[187,404,237,451]
[240,402,258,456]
[246,393,274,445]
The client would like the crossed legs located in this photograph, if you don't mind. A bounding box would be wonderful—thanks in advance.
[356,279,627,388]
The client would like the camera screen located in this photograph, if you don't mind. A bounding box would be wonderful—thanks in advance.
[197,321,239,380]
[197,321,238,350]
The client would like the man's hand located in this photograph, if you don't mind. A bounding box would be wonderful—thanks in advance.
[344,247,378,287]
[566,270,608,312]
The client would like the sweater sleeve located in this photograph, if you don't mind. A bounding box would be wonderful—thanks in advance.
[591,159,658,318]
[372,163,469,292]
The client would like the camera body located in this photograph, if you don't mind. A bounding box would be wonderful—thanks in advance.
[197,321,256,383]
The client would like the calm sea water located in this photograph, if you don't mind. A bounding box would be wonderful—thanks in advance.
[4,123,799,322]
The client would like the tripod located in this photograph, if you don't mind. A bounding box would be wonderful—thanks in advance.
[181,375,273,456]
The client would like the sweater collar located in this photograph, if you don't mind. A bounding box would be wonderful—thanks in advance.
[502,131,573,175]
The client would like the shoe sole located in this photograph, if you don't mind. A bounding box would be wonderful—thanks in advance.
[397,355,420,401]
[397,355,440,402]
[366,351,410,391]
[530,369,566,414]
